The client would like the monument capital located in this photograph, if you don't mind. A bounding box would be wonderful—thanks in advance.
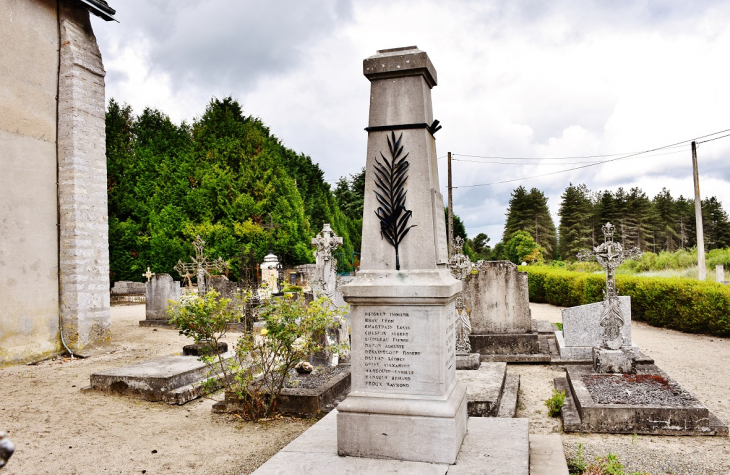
[363,46,437,88]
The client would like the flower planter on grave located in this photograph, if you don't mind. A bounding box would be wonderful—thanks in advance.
[212,365,351,416]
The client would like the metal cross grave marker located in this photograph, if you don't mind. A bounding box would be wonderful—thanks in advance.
[142,267,155,282]
[174,235,227,296]
[577,222,641,350]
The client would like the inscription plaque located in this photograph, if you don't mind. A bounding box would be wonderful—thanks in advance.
[355,305,455,396]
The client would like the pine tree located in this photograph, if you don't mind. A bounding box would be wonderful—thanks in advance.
[558,183,592,260]
[503,186,557,259]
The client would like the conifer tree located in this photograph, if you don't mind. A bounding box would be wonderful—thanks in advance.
[558,183,592,260]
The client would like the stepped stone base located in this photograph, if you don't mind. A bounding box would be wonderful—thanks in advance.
[253,410,530,475]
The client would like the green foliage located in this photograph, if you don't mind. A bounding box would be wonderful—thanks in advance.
[521,265,730,336]
[503,186,558,259]
[568,443,588,474]
[583,453,649,475]
[544,388,566,417]
[468,232,492,260]
[107,97,357,283]
[230,296,348,420]
[556,184,730,261]
[505,231,544,264]
[168,292,347,421]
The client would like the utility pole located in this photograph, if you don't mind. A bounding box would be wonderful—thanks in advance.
[692,141,706,281]
[448,151,454,257]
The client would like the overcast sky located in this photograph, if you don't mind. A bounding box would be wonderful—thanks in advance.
[92,0,730,243]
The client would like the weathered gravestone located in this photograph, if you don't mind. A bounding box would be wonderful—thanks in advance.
[557,296,639,361]
[310,224,349,359]
[449,238,546,362]
[717,265,726,284]
[208,274,238,301]
[337,46,467,465]
[139,274,180,327]
[557,223,641,369]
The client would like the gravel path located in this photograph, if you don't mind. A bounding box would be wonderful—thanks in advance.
[526,303,730,475]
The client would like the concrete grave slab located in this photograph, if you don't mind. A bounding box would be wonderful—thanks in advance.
[252,410,529,475]
[456,362,506,417]
[86,353,230,405]
[556,365,728,435]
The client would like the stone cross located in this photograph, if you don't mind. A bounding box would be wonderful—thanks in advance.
[142,267,155,282]
[448,236,473,282]
[262,214,280,254]
[311,223,344,301]
[174,235,227,296]
[577,222,641,350]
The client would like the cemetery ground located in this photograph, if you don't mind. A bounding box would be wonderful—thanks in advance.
[0,304,727,474]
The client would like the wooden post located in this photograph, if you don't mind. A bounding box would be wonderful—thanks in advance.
[448,151,454,257]
[692,141,706,281]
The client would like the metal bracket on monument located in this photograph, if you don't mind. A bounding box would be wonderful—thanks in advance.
[365,120,442,137]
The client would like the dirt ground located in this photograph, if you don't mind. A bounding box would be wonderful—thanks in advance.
[1,303,729,474]
[0,305,316,475]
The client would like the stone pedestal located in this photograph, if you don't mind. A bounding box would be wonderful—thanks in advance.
[260,252,279,293]
[337,47,466,465]
[140,274,180,326]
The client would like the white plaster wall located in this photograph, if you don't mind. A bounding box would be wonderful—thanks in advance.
[0,0,63,365]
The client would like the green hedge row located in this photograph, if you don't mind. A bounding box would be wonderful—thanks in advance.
[519,266,730,337]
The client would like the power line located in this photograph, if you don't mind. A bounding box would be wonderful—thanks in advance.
[452,148,688,166]
[452,128,730,189]
[697,132,730,145]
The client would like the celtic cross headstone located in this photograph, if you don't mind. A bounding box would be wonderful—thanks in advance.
[577,222,641,350]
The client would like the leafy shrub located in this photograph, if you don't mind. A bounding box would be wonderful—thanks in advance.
[168,291,347,421]
[544,388,566,417]
[520,266,730,337]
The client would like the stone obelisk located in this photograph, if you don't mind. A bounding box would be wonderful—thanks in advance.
[337,46,466,464]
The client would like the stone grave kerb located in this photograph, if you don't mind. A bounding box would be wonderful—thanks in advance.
[338,46,466,465]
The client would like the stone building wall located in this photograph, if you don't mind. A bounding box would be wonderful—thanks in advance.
[0,0,111,365]
[57,2,111,354]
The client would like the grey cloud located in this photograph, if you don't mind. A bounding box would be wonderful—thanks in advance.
[99,0,354,93]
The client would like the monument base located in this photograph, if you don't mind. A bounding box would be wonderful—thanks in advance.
[337,379,467,464]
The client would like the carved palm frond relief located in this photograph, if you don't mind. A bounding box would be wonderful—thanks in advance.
[373,132,416,270]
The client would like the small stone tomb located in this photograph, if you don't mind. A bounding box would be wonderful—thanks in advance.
[139,274,180,327]
[208,274,239,301]
[86,353,232,405]
[555,365,728,435]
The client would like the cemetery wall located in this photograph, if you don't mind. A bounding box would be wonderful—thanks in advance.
[522,266,730,337]
[0,0,63,365]
[0,0,111,365]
